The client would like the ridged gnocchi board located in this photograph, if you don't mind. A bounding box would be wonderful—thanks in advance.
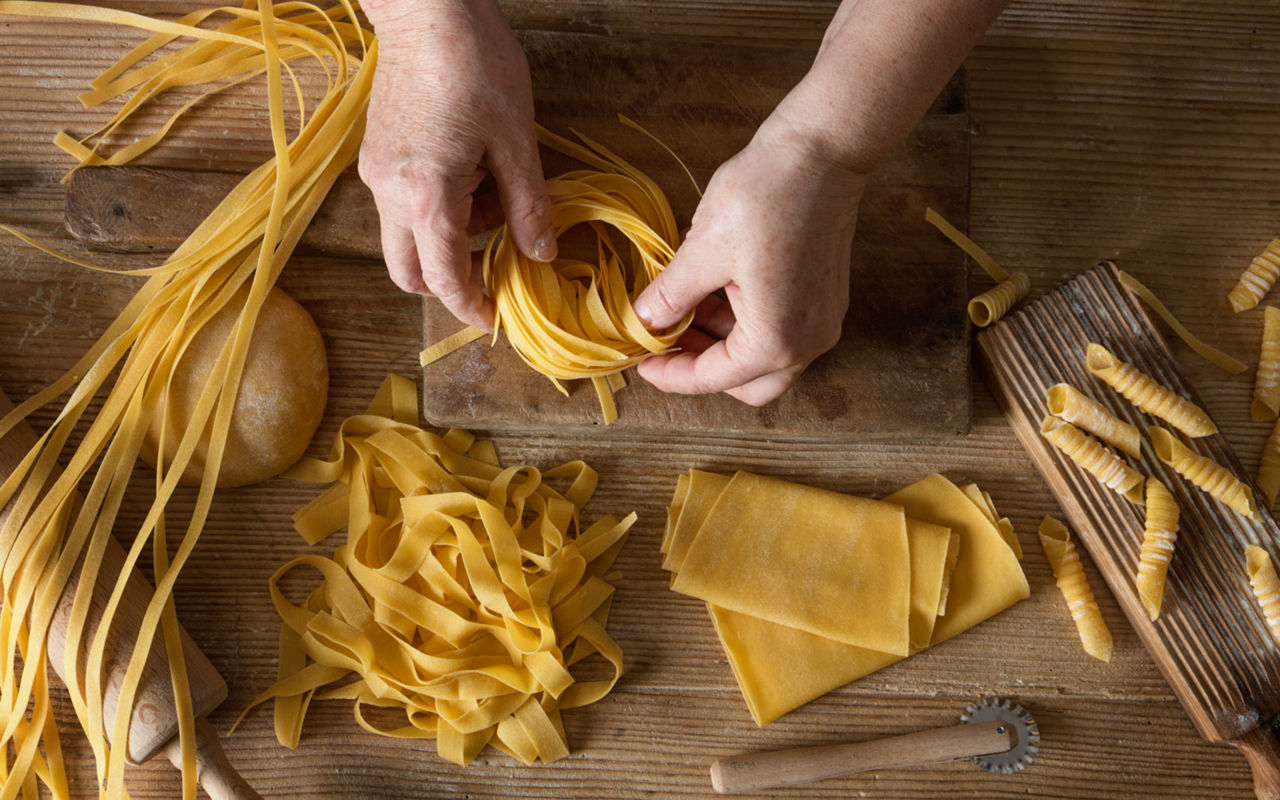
[975,261,1280,799]
[418,31,971,436]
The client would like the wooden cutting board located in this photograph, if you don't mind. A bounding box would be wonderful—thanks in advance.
[63,30,971,437]
[975,262,1280,798]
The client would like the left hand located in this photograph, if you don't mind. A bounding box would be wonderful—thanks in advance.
[632,117,867,406]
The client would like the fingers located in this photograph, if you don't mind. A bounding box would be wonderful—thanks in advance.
[413,212,495,331]
[633,247,729,332]
[379,220,427,295]
[488,127,557,263]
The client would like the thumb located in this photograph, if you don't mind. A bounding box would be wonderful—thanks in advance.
[488,130,557,263]
[633,247,726,331]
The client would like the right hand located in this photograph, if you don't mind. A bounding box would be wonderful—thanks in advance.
[358,0,556,331]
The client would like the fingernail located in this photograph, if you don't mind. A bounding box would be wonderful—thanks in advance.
[532,230,557,262]
[633,295,655,328]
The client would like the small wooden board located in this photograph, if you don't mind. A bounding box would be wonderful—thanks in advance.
[420,31,971,436]
[975,263,1280,776]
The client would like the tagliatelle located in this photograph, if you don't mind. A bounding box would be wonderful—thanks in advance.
[237,375,631,766]
[0,2,373,797]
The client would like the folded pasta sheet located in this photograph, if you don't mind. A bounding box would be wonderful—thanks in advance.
[665,471,1029,725]
[670,472,913,656]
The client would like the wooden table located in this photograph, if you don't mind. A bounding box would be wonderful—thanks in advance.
[1,1,1277,797]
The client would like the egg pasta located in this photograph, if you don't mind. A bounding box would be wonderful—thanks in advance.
[1136,477,1179,622]
[1086,343,1217,437]
[1038,516,1113,662]
[1149,426,1259,521]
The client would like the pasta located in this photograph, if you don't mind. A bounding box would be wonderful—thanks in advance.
[1045,382,1141,458]
[1258,417,1280,510]
[968,272,1030,327]
[1247,546,1280,644]
[1254,306,1280,421]
[1040,415,1145,504]
[1038,517,1113,662]
[238,375,632,766]
[1136,478,1179,621]
[1228,238,1280,313]
[1086,343,1217,437]
[1118,271,1246,374]
[1149,425,1259,521]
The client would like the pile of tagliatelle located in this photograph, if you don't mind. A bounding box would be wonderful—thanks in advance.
[236,374,632,766]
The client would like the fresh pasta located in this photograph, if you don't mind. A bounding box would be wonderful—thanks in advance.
[1038,517,1113,662]
[1245,545,1280,644]
[1136,478,1179,621]
[968,272,1030,327]
[1086,343,1217,437]
[1149,425,1259,521]
[1229,238,1280,313]
[1045,382,1141,458]
[1254,306,1280,421]
[1040,415,1144,504]
[1258,418,1280,510]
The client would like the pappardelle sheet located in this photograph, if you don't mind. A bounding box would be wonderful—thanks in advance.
[663,470,1028,725]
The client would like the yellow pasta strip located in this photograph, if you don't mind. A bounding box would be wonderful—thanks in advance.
[237,375,630,766]
[419,326,486,367]
[1038,517,1113,662]
[1246,545,1280,644]
[967,271,1029,327]
[1040,415,1145,504]
[1228,239,1280,314]
[1117,271,1247,374]
[924,208,1010,282]
[1086,342,1218,437]
[1046,382,1142,459]
[1149,425,1259,521]
[1136,477,1179,622]
[1254,306,1280,421]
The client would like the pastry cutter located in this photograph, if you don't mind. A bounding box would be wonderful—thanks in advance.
[709,696,1040,794]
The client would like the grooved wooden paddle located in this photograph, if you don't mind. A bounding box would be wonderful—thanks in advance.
[976,262,1280,800]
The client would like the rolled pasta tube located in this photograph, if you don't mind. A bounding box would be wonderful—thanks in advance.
[1136,478,1179,621]
[1149,425,1259,521]
[1038,517,1113,662]
[1258,417,1280,511]
[1228,238,1280,314]
[1040,415,1145,504]
[1045,382,1142,458]
[1086,343,1217,437]
[1245,545,1280,644]
[968,271,1030,327]
[1253,306,1280,421]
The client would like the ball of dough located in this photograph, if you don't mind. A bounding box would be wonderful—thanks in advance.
[141,286,328,488]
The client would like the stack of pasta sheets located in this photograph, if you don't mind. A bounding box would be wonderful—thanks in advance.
[661,470,1029,725]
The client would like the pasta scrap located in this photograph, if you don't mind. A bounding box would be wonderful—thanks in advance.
[1118,271,1247,374]
[1086,342,1217,437]
[1136,478,1179,622]
[968,272,1030,327]
[1246,545,1280,645]
[1258,418,1280,510]
[239,375,633,766]
[1040,415,1144,504]
[1038,517,1113,662]
[1149,425,1259,521]
[1045,382,1141,458]
[1254,306,1280,421]
[1228,238,1280,314]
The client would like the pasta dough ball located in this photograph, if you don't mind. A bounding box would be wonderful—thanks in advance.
[141,286,328,488]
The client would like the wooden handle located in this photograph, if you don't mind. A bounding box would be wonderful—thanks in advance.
[1232,725,1280,800]
[709,719,1014,794]
[163,718,263,800]
[0,388,255,794]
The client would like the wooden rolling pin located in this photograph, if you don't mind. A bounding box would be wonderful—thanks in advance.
[0,388,261,799]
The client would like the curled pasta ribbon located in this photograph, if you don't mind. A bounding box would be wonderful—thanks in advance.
[1258,419,1280,511]
[1038,517,1113,662]
[1118,271,1247,374]
[968,272,1030,327]
[1136,478,1179,621]
[1086,342,1217,437]
[1229,238,1280,313]
[478,129,691,424]
[1254,306,1280,421]
[1149,425,1259,521]
[1045,382,1141,459]
[239,375,632,767]
[1246,545,1280,644]
[1040,416,1144,504]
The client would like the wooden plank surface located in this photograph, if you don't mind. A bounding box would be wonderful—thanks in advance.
[1,1,1280,798]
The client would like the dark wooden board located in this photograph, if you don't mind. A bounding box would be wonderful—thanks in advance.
[420,31,971,436]
[975,262,1280,795]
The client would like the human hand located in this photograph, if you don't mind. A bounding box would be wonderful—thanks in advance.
[632,118,866,406]
[358,0,555,331]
